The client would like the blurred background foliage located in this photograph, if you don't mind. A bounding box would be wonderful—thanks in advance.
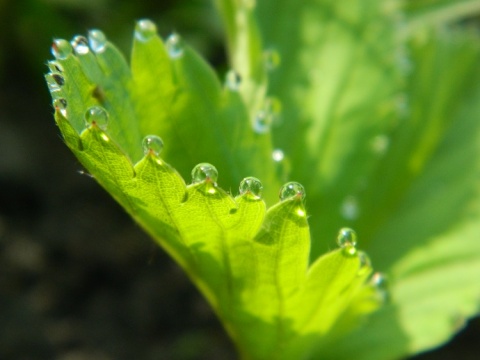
[0,0,478,359]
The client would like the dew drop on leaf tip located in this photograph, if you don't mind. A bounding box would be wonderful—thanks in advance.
[52,74,65,86]
[370,272,388,302]
[85,106,109,130]
[337,227,358,255]
[135,19,157,42]
[88,29,107,53]
[239,177,263,199]
[51,39,72,60]
[166,33,184,59]
[48,61,64,73]
[264,48,280,71]
[46,74,61,93]
[142,135,164,157]
[279,182,305,202]
[71,35,90,55]
[370,272,387,287]
[225,70,241,91]
[357,251,371,275]
[253,111,272,134]
[53,98,67,117]
[192,163,218,184]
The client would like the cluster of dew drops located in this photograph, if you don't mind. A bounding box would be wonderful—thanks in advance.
[47,19,286,164]
[180,160,388,302]
[336,227,388,301]
[47,20,387,301]
[47,20,187,129]
[142,134,306,207]
[46,18,291,201]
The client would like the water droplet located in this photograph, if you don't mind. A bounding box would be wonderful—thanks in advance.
[88,29,107,53]
[142,135,164,157]
[337,227,357,255]
[71,35,90,55]
[370,272,389,302]
[272,149,284,162]
[370,272,386,287]
[341,196,359,220]
[371,134,389,155]
[166,33,184,59]
[253,110,272,134]
[45,74,58,91]
[85,106,109,130]
[53,98,67,117]
[253,97,282,134]
[239,177,263,199]
[264,48,280,71]
[51,39,72,60]
[135,19,157,42]
[225,70,241,91]
[357,251,372,275]
[48,61,64,73]
[52,73,65,86]
[279,182,305,202]
[192,163,218,184]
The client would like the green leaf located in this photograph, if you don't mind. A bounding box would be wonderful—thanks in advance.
[223,0,480,358]
[46,23,381,360]
[46,0,480,357]
[346,33,480,358]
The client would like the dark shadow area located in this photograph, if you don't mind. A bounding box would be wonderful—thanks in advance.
[411,317,480,360]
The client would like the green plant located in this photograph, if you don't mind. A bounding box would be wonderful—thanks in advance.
[45,0,480,359]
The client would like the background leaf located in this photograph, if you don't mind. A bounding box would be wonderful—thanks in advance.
[216,0,480,358]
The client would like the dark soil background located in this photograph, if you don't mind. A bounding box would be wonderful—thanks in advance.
[0,0,478,359]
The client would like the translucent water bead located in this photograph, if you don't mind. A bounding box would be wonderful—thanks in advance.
[71,35,90,55]
[357,251,372,276]
[88,29,107,53]
[51,74,64,86]
[142,135,164,157]
[337,227,358,255]
[253,97,281,134]
[192,163,218,184]
[279,182,305,201]
[85,106,109,130]
[239,177,263,199]
[48,61,64,73]
[135,19,157,42]
[225,70,241,91]
[53,98,67,117]
[45,74,62,93]
[253,110,272,134]
[51,39,72,60]
[166,33,184,59]
[370,272,389,302]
